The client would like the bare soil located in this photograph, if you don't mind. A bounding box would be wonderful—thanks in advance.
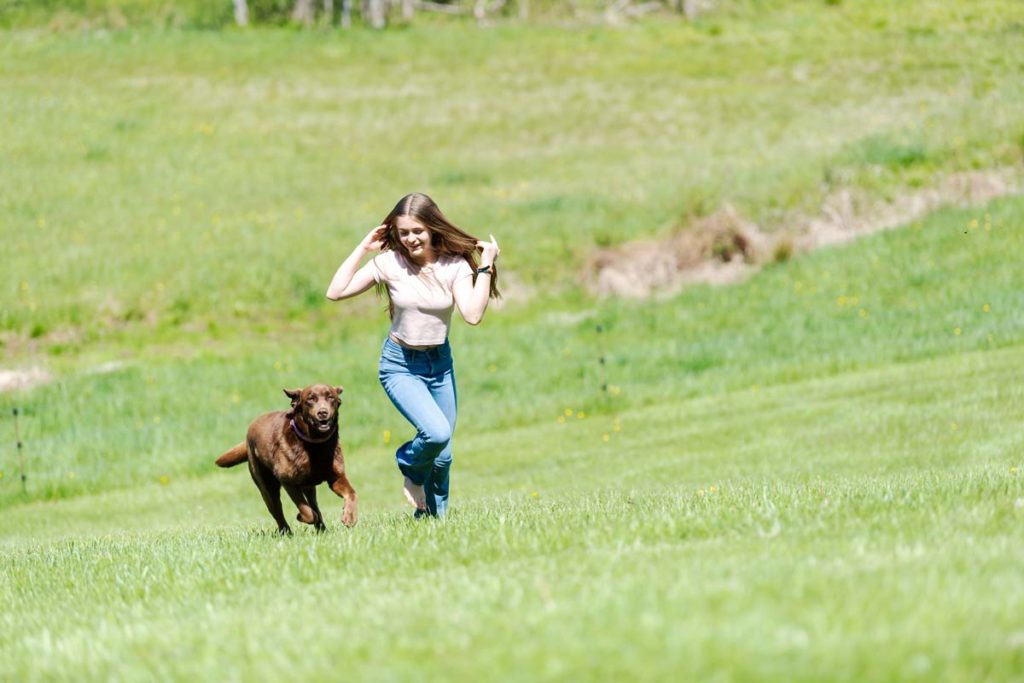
[0,367,52,393]
[588,168,1021,298]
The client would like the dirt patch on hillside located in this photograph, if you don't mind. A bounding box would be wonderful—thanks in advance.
[0,367,52,393]
[588,168,1020,298]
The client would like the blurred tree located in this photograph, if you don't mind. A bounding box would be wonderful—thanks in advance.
[234,0,249,25]
[366,0,386,27]
[228,0,710,29]
[292,0,315,23]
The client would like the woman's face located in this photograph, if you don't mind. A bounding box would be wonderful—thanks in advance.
[395,215,433,262]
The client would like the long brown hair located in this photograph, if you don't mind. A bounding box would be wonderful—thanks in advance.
[375,193,500,318]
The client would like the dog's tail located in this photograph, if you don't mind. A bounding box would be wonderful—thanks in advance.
[215,442,248,468]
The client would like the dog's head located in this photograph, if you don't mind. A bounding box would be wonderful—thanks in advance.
[284,384,344,435]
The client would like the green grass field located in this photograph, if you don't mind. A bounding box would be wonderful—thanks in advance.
[2,1,1024,680]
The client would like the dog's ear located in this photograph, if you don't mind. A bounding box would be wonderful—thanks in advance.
[283,388,302,406]
[334,386,344,398]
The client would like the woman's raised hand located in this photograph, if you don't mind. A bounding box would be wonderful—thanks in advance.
[476,234,500,266]
[361,224,388,253]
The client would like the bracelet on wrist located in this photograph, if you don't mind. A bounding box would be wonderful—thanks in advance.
[477,264,492,275]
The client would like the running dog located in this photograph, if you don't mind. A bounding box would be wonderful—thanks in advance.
[215,383,357,534]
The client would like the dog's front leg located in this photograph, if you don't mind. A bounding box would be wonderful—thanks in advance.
[329,473,358,527]
[329,450,358,527]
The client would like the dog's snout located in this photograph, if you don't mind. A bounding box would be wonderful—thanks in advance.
[316,409,329,419]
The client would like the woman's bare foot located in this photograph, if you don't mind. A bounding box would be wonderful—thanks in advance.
[403,476,427,511]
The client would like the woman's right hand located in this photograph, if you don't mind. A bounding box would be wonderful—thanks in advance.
[360,224,388,253]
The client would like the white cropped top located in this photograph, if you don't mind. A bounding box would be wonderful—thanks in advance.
[371,250,474,346]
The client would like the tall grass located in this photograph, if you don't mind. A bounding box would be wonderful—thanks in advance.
[2,0,1023,349]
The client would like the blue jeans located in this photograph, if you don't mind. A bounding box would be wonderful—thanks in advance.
[378,337,457,517]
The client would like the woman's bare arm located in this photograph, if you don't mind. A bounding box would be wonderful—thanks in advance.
[325,225,386,301]
[453,234,500,325]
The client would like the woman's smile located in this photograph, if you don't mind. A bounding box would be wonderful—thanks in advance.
[395,215,434,263]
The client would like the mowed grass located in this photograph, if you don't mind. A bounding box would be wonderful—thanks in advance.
[1,342,1023,680]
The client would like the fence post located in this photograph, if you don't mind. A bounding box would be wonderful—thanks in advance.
[596,324,608,393]
[13,408,26,494]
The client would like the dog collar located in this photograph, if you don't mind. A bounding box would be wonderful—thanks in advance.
[290,418,336,444]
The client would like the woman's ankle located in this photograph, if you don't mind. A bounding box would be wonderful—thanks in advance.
[403,476,427,510]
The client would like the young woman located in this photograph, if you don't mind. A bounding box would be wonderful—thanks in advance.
[325,193,500,518]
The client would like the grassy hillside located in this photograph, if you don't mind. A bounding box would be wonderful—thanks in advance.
[2,194,1022,506]
[2,164,1022,683]
[2,0,1023,353]
[2,2,1024,680]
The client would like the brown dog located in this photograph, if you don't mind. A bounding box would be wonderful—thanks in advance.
[215,383,357,534]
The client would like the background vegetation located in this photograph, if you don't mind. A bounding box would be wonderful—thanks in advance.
[2,1,1023,680]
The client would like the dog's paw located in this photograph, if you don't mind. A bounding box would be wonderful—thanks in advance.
[341,508,358,527]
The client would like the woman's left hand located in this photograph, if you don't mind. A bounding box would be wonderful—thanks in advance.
[476,234,500,267]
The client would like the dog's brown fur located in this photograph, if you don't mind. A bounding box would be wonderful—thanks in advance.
[215,383,357,534]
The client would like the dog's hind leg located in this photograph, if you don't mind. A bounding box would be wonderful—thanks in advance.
[284,485,322,530]
[250,461,291,535]
[304,487,327,532]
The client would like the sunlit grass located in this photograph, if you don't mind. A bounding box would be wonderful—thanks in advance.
[2,1,1024,346]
